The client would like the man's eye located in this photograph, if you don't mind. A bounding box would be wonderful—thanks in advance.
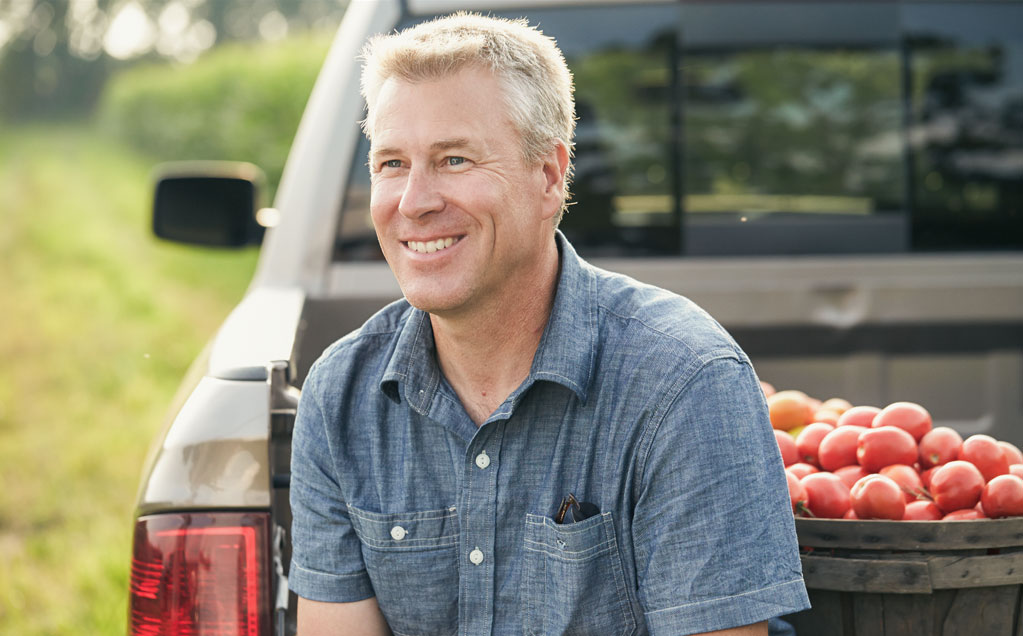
[383,159,403,169]
[447,156,466,166]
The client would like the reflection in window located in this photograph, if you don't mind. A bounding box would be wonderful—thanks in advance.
[682,47,905,254]
[906,4,1023,250]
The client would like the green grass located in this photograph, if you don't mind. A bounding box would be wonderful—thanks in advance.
[0,124,259,634]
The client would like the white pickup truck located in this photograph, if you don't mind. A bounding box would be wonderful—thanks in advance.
[128,1,1023,634]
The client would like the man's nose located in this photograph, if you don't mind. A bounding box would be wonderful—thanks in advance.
[397,166,443,219]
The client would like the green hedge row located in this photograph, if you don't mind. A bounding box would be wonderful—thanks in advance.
[97,32,334,199]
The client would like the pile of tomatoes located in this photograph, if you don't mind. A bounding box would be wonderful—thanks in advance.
[764,383,1023,521]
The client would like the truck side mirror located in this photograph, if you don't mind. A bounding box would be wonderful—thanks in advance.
[153,161,268,247]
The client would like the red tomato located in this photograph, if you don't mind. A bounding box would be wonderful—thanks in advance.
[801,472,851,519]
[851,475,906,520]
[786,470,809,515]
[811,409,841,427]
[821,397,853,415]
[903,500,943,520]
[930,460,986,513]
[920,466,936,489]
[786,463,819,480]
[774,429,798,466]
[879,464,926,503]
[1011,465,1023,480]
[836,405,881,428]
[980,475,1023,518]
[856,427,917,473]
[960,434,1010,482]
[795,422,835,467]
[818,425,868,471]
[872,401,932,442]
[834,465,870,490]
[942,508,986,521]
[918,427,963,469]
[998,441,1023,466]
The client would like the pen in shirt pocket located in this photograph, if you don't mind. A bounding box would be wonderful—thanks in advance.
[555,493,600,524]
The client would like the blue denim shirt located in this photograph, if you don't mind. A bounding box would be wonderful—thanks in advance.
[289,234,810,636]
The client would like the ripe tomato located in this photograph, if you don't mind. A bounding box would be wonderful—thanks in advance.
[786,463,819,480]
[872,401,932,442]
[774,429,798,466]
[818,425,868,472]
[998,441,1023,466]
[1011,465,1023,480]
[836,405,881,428]
[930,460,985,513]
[918,427,963,469]
[850,475,905,520]
[980,474,1023,518]
[880,464,926,503]
[960,434,1010,482]
[856,426,917,473]
[811,409,841,427]
[821,397,853,415]
[920,466,936,489]
[795,422,835,467]
[834,465,870,490]
[903,500,943,520]
[942,508,986,521]
[801,472,851,519]
[786,470,809,515]
[767,390,814,431]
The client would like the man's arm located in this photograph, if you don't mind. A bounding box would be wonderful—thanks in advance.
[698,621,767,636]
[297,597,392,636]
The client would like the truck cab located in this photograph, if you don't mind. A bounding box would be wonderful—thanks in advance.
[129,1,1023,633]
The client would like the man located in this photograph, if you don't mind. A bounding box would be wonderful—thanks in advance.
[289,13,809,636]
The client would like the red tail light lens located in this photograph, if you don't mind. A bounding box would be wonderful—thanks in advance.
[130,512,271,636]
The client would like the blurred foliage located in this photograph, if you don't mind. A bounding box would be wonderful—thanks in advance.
[0,124,258,634]
[97,31,332,199]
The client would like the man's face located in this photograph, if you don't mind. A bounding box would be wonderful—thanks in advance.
[368,66,560,319]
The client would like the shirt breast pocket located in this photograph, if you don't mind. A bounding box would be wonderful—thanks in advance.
[347,503,459,636]
[522,512,638,636]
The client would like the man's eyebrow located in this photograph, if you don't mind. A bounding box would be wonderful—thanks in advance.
[430,138,474,152]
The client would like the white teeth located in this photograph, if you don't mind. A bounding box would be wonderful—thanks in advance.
[408,237,458,254]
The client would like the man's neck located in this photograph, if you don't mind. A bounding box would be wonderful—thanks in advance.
[431,244,560,426]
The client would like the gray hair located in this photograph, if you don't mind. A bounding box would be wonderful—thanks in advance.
[360,12,576,221]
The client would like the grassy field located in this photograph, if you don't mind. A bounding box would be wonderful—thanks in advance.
[0,124,259,633]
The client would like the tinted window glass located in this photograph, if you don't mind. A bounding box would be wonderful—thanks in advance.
[905,3,1023,250]
[333,2,1023,261]
[680,3,906,255]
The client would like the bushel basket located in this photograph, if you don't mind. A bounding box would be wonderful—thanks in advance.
[782,516,1023,636]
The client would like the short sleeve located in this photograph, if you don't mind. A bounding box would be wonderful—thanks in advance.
[632,356,810,635]
[288,368,375,602]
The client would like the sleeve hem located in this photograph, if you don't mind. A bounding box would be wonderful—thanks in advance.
[643,578,811,636]
[288,561,375,603]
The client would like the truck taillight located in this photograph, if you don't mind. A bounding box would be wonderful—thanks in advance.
[130,512,271,636]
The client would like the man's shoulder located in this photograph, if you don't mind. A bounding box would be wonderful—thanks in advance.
[588,263,745,364]
[305,298,413,384]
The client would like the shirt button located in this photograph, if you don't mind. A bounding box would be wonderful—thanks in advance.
[475,451,491,469]
[469,548,484,565]
[390,525,407,541]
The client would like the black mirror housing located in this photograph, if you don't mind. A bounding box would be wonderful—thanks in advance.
[153,161,267,247]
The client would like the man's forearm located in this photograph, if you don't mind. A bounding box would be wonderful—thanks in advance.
[297,596,392,636]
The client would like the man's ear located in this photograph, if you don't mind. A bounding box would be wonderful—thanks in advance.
[539,140,571,221]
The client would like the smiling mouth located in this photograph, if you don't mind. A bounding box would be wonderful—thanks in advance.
[403,236,460,254]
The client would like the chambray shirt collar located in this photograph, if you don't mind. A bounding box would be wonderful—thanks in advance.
[379,231,596,414]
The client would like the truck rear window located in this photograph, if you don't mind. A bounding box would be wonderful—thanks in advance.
[333,1,1023,261]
